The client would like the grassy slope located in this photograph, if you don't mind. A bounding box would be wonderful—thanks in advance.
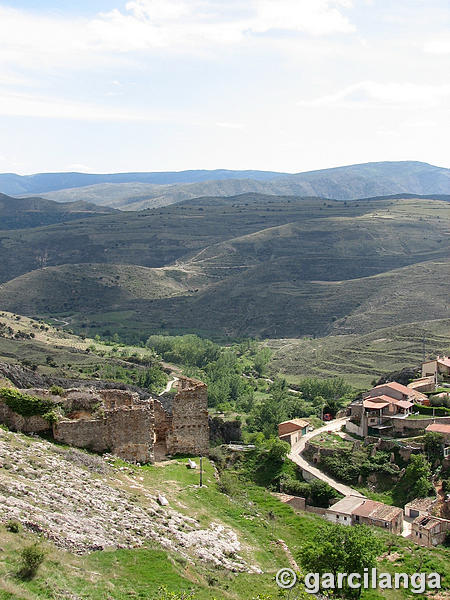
[0,430,448,600]
[0,311,166,384]
[268,318,450,388]
[0,193,116,230]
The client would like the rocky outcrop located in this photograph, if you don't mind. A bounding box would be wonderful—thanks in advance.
[0,361,151,399]
[0,428,260,573]
[209,416,242,444]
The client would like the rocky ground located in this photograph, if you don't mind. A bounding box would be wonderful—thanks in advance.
[0,428,261,574]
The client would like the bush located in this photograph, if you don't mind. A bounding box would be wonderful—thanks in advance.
[0,388,55,417]
[17,543,45,579]
[218,471,241,497]
[209,447,225,469]
[50,385,65,396]
[6,519,20,533]
[415,403,450,417]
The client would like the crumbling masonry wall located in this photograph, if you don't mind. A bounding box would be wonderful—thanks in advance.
[166,377,209,456]
[53,394,155,463]
[0,376,209,463]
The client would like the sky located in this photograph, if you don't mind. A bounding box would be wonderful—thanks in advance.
[0,0,449,174]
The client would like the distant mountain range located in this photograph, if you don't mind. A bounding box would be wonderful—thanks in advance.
[1,161,449,210]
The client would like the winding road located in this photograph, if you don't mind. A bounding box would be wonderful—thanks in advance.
[288,417,365,498]
[159,376,179,396]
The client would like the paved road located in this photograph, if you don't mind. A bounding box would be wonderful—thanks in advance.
[159,376,179,396]
[288,418,365,498]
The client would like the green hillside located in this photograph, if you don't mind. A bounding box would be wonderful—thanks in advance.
[0,194,448,343]
[268,318,450,387]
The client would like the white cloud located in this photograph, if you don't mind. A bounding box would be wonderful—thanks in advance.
[423,39,450,54]
[0,1,356,72]
[252,0,355,36]
[298,81,450,109]
[0,90,168,121]
[216,121,245,129]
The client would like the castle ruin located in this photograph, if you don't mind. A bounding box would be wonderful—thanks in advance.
[0,376,209,463]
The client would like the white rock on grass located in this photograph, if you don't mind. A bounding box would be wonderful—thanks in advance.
[0,430,259,573]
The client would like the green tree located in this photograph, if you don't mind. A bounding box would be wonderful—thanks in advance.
[17,543,45,580]
[393,454,434,505]
[253,347,272,377]
[300,523,383,598]
[424,431,444,463]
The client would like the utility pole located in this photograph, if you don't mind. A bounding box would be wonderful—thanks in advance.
[199,457,203,488]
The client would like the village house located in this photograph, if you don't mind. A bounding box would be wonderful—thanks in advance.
[411,515,450,547]
[352,499,403,534]
[425,423,450,445]
[278,418,309,446]
[404,497,437,519]
[422,356,450,380]
[347,380,424,438]
[325,496,404,533]
[325,495,364,526]
[363,381,427,404]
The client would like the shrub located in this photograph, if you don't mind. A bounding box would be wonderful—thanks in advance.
[50,385,65,396]
[0,388,55,417]
[415,403,450,417]
[218,471,241,497]
[17,543,45,579]
[6,519,20,533]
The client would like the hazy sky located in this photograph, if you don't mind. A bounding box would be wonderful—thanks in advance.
[0,0,449,174]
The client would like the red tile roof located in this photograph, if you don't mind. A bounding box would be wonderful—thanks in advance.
[364,400,389,410]
[372,381,412,395]
[426,424,450,435]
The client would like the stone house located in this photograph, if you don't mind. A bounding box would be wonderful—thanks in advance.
[411,515,450,547]
[352,499,403,534]
[404,497,437,519]
[422,356,450,380]
[326,496,404,534]
[273,493,306,511]
[425,423,450,445]
[0,377,209,464]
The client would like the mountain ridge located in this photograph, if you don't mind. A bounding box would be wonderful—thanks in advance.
[2,161,449,209]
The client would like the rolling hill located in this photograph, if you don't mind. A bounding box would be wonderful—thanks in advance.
[5,161,450,210]
[0,193,448,343]
[0,193,116,229]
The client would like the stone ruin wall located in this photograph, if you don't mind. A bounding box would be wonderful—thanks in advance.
[53,389,155,463]
[0,401,50,433]
[166,377,209,456]
[0,376,209,463]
